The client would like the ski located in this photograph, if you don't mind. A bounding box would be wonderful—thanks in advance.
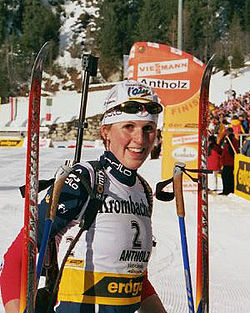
[196,55,215,313]
[19,41,50,313]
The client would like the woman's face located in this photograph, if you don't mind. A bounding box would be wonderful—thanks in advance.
[101,120,157,170]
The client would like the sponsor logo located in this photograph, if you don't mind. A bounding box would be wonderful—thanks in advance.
[127,262,144,273]
[107,279,142,296]
[100,195,151,217]
[172,146,197,161]
[58,203,67,214]
[236,161,250,195]
[139,78,190,90]
[172,134,198,145]
[127,85,152,98]
[0,139,23,147]
[65,258,84,268]
[83,276,144,298]
[104,156,132,177]
[119,250,150,263]
[65,168,82,190]
[138,59,188,76]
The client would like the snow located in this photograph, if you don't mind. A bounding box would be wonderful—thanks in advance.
[210,67,250,105]
[0,147,249,313]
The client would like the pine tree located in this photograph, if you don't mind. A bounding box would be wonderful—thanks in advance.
[20,0,60,55]
[0,1,8,43]
[96,0,142,80]
[184,0,208,60]
[229,13,245,69]
[135,0,177,44]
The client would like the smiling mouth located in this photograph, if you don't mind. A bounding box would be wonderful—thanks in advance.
[127,147,144,153]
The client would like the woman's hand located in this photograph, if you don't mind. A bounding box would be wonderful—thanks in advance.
[4,299,20,313]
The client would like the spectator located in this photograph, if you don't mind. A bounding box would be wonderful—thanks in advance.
[239,114,249,133]
[242,136,250,157]
[217,119,229,145]
[207,135,222,191]
[230,115,245,139]
[219,128,239,195]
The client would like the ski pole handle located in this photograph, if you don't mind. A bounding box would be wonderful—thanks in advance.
[49,164,73,220]
[173,162,186,217]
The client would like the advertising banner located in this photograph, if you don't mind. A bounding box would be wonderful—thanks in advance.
[128,42,205,189]
[234,154,250,201]
[0,138,24,147]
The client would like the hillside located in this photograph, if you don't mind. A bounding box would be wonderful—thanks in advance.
[55,0,99,71]
[0,0,249,99]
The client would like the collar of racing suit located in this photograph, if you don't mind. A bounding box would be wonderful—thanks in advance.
[99,151,137,187]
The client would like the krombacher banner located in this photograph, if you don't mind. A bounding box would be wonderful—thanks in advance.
[234,154,250,201]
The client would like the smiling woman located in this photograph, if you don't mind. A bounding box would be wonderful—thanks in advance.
[101,120,157,170]
[0,80,167,313]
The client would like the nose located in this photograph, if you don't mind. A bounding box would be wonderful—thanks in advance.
[132,128,144,145]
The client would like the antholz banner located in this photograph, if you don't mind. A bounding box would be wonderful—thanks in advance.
[234,154,250,201]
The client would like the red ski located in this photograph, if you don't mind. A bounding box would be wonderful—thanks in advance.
[196,55,215,313]
[20,42,50,313]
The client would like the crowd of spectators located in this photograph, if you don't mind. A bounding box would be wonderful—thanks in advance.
[206,91,249,194]
[208,91,249,147]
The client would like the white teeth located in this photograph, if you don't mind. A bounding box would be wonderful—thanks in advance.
[128,147,143,153]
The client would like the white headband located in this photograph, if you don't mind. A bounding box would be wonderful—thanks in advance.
[101,80,161,125]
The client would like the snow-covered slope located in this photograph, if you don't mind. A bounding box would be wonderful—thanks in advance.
[55,0,99,71]
[210,67,250,105]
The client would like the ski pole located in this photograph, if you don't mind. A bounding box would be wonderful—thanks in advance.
[173,162,195,313]
[74,54,98,163]
[225,135,237,154]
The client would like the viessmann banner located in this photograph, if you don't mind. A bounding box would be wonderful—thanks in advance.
[128,42,205,189]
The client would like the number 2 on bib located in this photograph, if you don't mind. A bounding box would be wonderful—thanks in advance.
[131,220,142,249]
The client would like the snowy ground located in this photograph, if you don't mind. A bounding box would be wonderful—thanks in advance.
[0,147,249,313]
